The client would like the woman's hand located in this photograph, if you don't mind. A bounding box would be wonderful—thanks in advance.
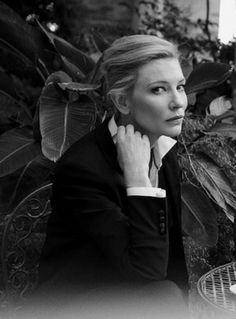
[116,124,152,188]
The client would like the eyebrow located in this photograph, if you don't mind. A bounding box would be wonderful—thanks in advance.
[148,78,186,86]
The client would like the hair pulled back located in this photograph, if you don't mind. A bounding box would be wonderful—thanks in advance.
[101,35,179,107]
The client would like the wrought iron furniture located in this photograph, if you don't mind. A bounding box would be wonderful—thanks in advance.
[0,183,52,309]
[197,261,236,316]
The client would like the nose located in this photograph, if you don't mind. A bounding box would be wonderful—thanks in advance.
[169,90,187,111]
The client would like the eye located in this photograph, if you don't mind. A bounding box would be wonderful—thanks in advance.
[151,87,166,94]
[177,84,186,92]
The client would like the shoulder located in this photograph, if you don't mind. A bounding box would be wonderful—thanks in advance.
[57,119,109,168]
[53,118,113,181]
[162,142,181,183]
[163,142,178,164]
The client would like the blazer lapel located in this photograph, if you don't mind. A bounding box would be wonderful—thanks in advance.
[94,118,122,173]
[94,120,181,226]
[161,146,182,227]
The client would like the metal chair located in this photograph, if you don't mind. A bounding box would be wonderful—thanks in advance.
[197,261,236,317]
[0,183,52,310]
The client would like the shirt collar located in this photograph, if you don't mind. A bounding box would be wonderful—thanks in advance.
[108,116,176,165]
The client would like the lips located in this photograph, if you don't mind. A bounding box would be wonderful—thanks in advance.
[166,115,184,122]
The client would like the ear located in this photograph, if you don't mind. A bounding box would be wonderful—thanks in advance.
[111,93,130,115]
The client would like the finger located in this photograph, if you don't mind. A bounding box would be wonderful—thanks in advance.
[134,131,141,139]
[117,126,125,141]
[142,134,150,146]
[125,124,134,135]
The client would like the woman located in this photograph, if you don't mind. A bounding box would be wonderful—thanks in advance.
[38,34,189,316]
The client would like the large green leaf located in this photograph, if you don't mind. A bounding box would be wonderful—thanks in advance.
[45,70,72,85]
[0,41,44,83]
[0,70,16,97]
[0,2,60,80]
[185,62,232,94]
[0,90,32,126]
[36,19,95,76]
[61,56,86,81]
[193,156,236,222]
[57,82,100,92]
[40,76,96,161]
[0,166,24,213]
[0,1,38,67]
[0,117,16,135]
[33,33,64,79]
[0,90,20,119]
[6,154,54,211]
[0,127,41,177]
[209,120,236,139]
[181,182,218,246]
[54,37,95,75]
[91,29,110,53]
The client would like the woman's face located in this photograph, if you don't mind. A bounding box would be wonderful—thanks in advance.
[125,58,188,143]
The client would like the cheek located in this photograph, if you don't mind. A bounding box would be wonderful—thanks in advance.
[183,94,188,110]
[132,98,164,125]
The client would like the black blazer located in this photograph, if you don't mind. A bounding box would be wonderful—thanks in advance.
[39,118,188,293]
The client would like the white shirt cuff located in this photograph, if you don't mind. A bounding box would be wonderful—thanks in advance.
[127,187,166,198]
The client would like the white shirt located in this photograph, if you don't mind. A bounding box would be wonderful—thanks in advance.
[108,116,176,198]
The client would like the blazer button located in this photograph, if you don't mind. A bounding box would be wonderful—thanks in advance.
[160,215,165,222]
[159,209,165,216]
[159,210,166,220]
[159,222,166,235]
[158,210,166,235]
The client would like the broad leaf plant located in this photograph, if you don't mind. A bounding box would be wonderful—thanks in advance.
[0,1,235,251]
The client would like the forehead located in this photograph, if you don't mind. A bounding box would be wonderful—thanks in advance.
[135,58,184,86]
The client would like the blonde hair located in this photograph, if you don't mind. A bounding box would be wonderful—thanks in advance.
[101,35,179,110]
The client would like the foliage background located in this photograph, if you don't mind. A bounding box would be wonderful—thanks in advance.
[0,2,235,315]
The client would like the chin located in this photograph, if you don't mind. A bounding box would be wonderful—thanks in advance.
[165,127,182,137]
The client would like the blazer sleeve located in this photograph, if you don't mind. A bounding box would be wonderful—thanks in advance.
[51,161,169,282]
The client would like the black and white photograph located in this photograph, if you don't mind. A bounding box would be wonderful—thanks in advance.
[0,1,235,318]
